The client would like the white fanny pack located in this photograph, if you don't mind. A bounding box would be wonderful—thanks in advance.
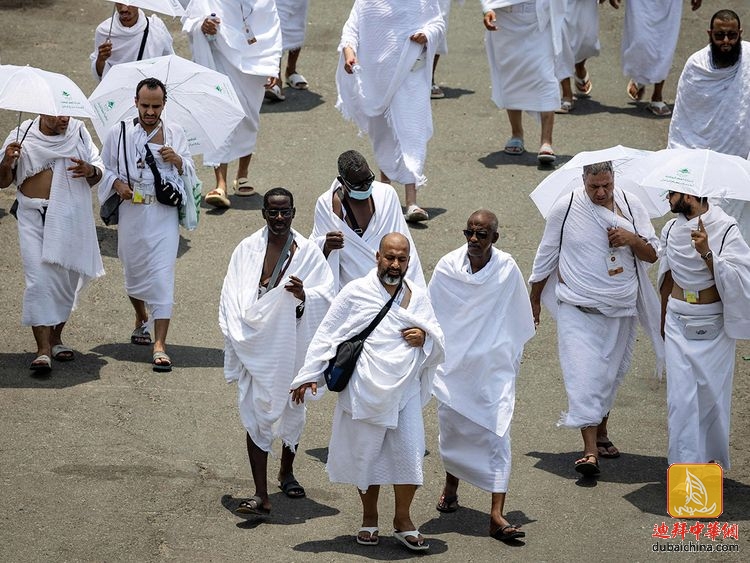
[678,314,723,341]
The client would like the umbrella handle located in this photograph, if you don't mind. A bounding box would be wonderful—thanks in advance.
[107,3,116,40]
[15,111,21,143]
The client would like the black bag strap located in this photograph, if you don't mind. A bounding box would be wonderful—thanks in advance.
[719,223,737,255]
[357,279,404,341]
[337,188,362,235]
[143,143,163,187]
[266,232,295,291]
[558,191,574,251]
[136,17,150,60]
[111,121,128,211]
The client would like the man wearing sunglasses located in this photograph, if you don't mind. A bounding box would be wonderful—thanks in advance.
[657,190,750,469]
[669,9,750,241]
[428,210,534,542]
[219,187,335,517]
[311,150,425,292]
[529,161,662,477]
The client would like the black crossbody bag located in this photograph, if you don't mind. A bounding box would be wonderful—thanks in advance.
[324,280,403,392]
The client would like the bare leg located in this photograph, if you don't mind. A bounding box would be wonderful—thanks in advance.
[489,492,522,535]
[574,60,588,81]
[285,48,302,78]
[579,425,599,460]
[437,472,460,511]
[236,154,253,181]
[405,183,418,208]
[31,325,52,358]
[596,413,620,456]
[393,484,422,541]
[540,111,554,147]
[431,53,440,84]
[152,318,170,355]
[506,110,524,140]
[651,80,665,103]
[48,322,66,348]
[213,163,228,192]
[246,432,271,511]
[359,485,380,538]
[380,171,391,184]
[560,78,573,101]
[129,296,149,328]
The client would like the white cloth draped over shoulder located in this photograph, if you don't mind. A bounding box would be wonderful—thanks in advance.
[483,0,564,113]
[529,187,664,375]
[219,228,334,451]
[276,0,309,51]
[100,119,194,319]
[620,0,681,84]
[555,0,600,80]
[184,0,281,166]
[435,0,464,55]
[429,246,534,437]
[90,9,174,80]
[669,43,750,158]
[310,179,426,291]
[4,118,105,283]
[668,44,750,243]
[657,205,750,340]
[335,0,445,186]
[291,269,445,428]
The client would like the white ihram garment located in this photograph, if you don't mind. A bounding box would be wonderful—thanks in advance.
[429,247,534,491]
[336,0,445,186]
[184,0,281,166]
[310,179,425,291]
[90,9,174,80]
[620,0,681,85]
[555,0,600,80]
[529,188,662,427]
[100,120,194,319]
[291,270,444,491]
[658,206,750,468]
[2,118,105,326]
[219,228,334,451]
[276,0,309,51]
[483,0,563,113]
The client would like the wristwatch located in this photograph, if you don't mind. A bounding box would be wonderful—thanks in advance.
[701,250,713,261]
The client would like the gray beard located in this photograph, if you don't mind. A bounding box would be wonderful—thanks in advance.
[379,272,402,286]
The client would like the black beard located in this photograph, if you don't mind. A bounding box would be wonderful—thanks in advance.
[711,40,742,68]
[671,195,692,216]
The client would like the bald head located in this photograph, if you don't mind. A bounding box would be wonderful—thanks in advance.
[468,209,498,233]
[379,232,410,254]
[376,232,410,286]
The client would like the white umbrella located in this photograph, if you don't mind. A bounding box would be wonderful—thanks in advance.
[529,145,670,219]
[103,0,185,18]
[88,55,244,155]
[0,64,94,118]
[622,148,750,201]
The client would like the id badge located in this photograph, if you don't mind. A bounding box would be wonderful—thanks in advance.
[607,248,624,276]
[683,289,700,304]
[132,184,144,204]
[244,24,256,45]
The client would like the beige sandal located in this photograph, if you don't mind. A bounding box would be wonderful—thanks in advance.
[205,187,230,208]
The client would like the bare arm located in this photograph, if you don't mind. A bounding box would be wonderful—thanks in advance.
[659,270,674,338]
[608,227,657,263]
[529,278,549,326]
[0,142,20,189]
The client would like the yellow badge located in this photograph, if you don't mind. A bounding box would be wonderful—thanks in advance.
[667,463,723,519]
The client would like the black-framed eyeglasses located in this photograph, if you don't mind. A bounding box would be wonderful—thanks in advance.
[264,208,294,218]
[712,30,739,41]
[463,229,490,240]
[340,173,375,192]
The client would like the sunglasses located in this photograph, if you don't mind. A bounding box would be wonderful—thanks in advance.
[712,30,739,41]
[340,173,375,192]
[463,229,490,240]
[264,208,294,218]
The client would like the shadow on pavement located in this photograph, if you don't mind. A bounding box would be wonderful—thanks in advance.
[261,89,325,114]
[405,207,448,230]
[293,534,448,558]
[479,150,565,170]
[91,343,223,369]
[222,493,339,527]
[0,351,104,388]
[438,86,474,100]
[421,507,533,541]
[305,447,328,464]
[527,450,668,485]
[625,479,750,519]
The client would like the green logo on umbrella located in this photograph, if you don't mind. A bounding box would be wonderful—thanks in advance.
[215,85,223,93]
[62,90,70,97]
[107,100,115,109]
[679,168,690,174]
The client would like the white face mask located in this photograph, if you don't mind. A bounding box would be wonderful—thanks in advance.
[347,185,373,200]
